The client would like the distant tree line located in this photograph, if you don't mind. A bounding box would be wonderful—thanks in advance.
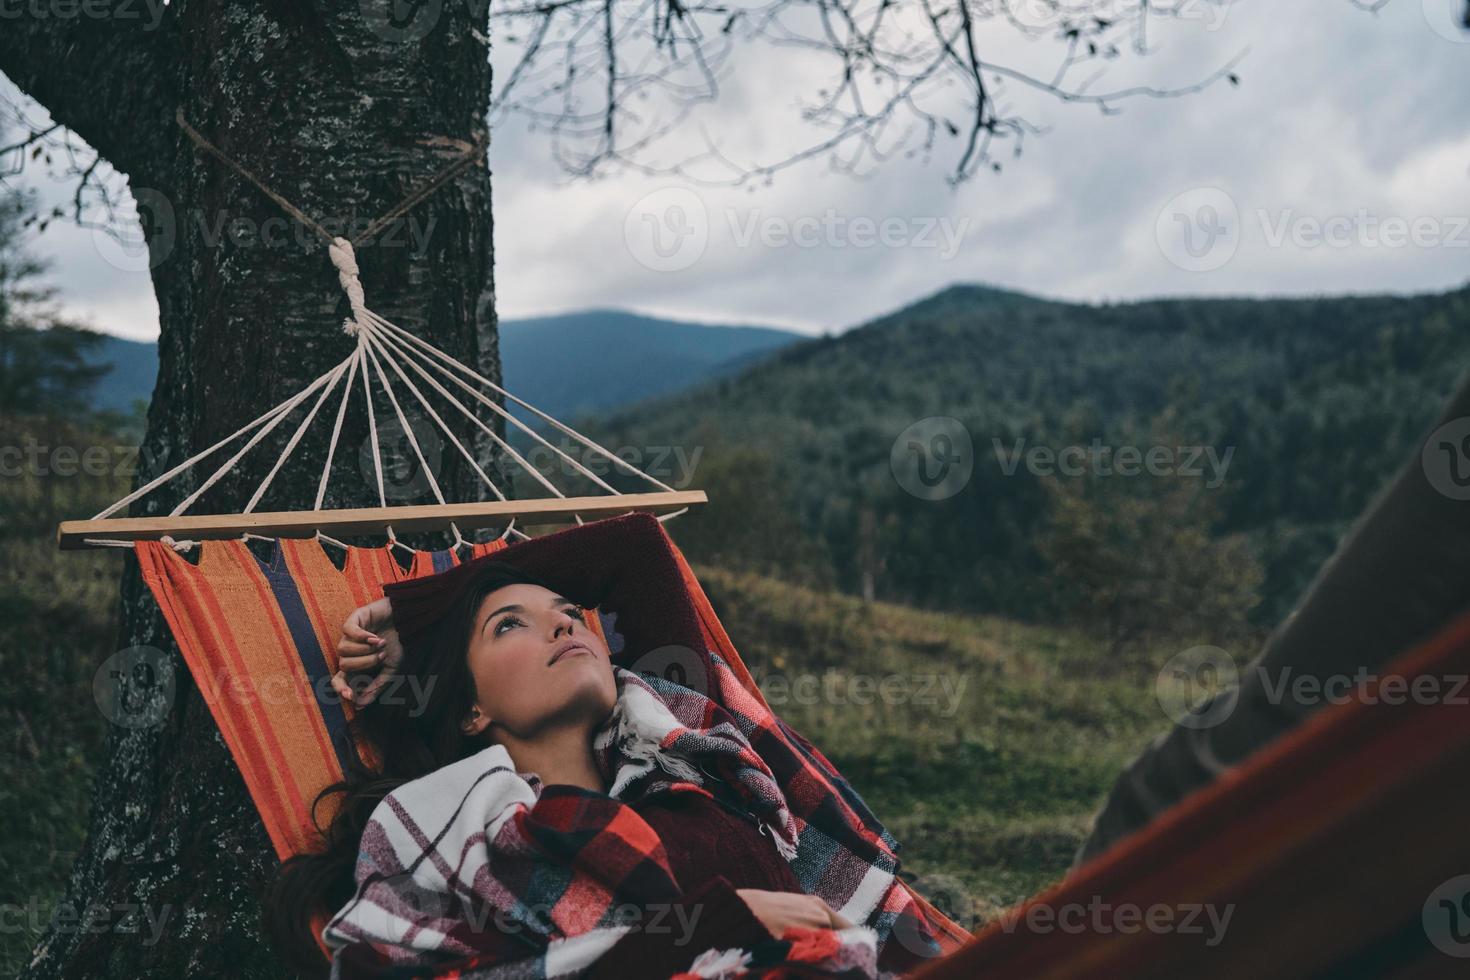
[572,283,1470,653]
[0,189,113,421]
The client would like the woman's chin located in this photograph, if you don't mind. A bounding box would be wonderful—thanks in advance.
[551,659,618,717]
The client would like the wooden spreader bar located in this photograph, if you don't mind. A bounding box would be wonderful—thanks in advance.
[57,491,707,550]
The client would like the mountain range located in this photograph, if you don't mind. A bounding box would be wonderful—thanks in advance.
[577,280,1470,626]
[76,280,1470,627]
[81,309,805,424]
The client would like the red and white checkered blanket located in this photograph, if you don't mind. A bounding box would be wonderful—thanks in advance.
[322,663,938,978]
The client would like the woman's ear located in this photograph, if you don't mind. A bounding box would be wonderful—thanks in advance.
[460,704,492,736]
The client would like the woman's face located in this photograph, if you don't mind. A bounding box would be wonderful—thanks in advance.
[459,583,616,741]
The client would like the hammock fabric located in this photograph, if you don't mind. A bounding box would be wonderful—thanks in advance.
[910,602,1470,979]
[134,528,515,857]
[133,511,973,971]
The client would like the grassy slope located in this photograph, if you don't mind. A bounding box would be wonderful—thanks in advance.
[693,562,1200,930]
[0,415,127,975]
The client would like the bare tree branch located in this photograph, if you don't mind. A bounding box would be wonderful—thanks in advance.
[0,96,134,239]
[489,0,1248,184]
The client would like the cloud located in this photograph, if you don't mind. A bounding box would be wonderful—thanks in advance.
[5,0,1467,342]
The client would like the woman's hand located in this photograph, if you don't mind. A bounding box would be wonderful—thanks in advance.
[329,597,403,705]
[734,889,853,938]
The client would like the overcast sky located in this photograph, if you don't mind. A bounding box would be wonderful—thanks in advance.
[5,0,1468,342]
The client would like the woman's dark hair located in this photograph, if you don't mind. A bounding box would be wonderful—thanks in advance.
[262,558,564,976]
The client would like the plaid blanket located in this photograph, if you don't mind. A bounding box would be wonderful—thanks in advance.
[323,663,933,978]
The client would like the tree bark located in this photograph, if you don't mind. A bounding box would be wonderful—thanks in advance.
[4,3,498,975]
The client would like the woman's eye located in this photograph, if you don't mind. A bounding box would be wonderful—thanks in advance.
[493,608,582,636]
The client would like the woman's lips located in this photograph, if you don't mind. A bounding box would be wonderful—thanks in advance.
[548,642,593,666]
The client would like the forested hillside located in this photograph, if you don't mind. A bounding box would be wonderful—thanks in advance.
[567,283,1470,632]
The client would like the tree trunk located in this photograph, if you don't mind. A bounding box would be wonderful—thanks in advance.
[4,4,497,975]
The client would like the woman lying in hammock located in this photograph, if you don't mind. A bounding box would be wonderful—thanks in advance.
[266,559,938,979]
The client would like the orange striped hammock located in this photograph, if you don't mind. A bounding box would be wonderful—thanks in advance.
[133,511,973,967]
[135,505,1470,977]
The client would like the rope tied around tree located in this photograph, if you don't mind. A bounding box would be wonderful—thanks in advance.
[175,109,486,246]
[174,108,487,337]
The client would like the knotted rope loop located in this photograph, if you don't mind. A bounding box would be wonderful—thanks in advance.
[328,237,369,336]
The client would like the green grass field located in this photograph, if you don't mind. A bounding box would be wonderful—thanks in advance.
[0,413,1254,972]
[692,564,1213,929]
[0,415,130,976]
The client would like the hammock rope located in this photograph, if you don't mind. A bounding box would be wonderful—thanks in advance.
[362,306,681,494]
[74,118,697,552]
[356,316,555,497]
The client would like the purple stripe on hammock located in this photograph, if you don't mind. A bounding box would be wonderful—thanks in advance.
[253,538,362,774]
